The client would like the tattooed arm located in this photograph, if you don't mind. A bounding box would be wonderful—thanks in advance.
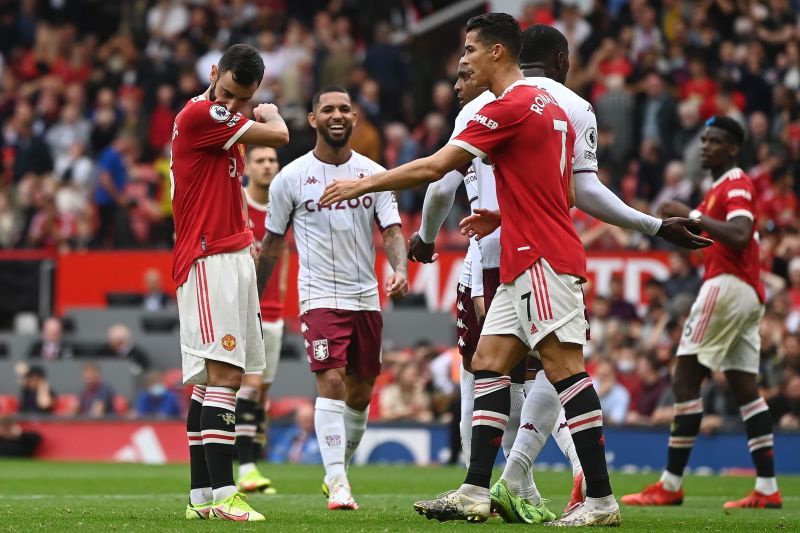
[381,225,409,299]
[256,231,285,297]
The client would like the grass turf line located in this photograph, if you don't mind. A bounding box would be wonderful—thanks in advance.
[0,460,797,531]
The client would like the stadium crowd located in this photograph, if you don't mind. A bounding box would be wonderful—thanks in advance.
[0,0,799,434]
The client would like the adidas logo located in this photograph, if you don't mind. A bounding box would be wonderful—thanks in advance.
[530,323,538,334]
[113,426,167,464]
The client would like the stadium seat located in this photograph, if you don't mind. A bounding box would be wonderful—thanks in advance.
[269,396,313,419]
[53,394,79,416]
[0,395,19,415]
[113,395,129,416]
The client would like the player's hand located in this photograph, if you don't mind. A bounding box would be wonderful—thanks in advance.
[407,232,438,263]
[656,217,714,249]
[249,243,258,263]
[473,296,486,325]
[658,200,691,218]
[385,270,408,300]
[254,103,280,122]
[459,208,501,240]
[319,179,364,206]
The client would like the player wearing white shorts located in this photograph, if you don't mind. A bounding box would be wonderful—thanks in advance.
[623,116,782,510]
[234,145,289,495]
[256,86,408,511]
[321,14,707,526]
[171,44,289,521]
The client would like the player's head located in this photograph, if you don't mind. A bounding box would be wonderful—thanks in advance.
[453,61,488,107]
[520,25,570,84]
[208,44,265,114]
[462,13,522,87]
[245,146,279,188]
[309,86,356,149]
[700,116,745,170]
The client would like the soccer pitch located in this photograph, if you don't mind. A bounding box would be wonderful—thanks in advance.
[0,461,797,531]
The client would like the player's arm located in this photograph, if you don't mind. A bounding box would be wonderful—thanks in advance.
[661,199,752,250]
[319,145,474,204]
[278,245,290,301]
[238,103,290,148]
[573,172,661,235]
[469,239,486,324]
[381,225,409,300]
[256,231,285,296]
[409,166,469,263]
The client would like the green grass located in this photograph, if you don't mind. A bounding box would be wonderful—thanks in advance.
[0,461,797,531]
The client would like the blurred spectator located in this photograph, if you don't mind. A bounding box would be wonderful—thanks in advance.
[758,169,798,230]
[269,403,322,464]
[142,268,172,311]
[650,161,692,215]
[607,276,638,322]
[77,363,114,417]
[593,359,630,425]
[768,373,800,430]
[363,21,406,122]
[379,362,433,422]
[93,132,138,248]
[45,104,90,163]
[626,356,670,425]
[700,371,742,433]
[18,365,55,414]
[107,323,151,376]
[663,251,701,301]
[29,316,72,360]
[133,371,181,419]
[0,416,41,457]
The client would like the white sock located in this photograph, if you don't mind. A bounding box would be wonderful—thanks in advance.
[553,408,582,476]
[343,404,369,470]
[755,476,778,495]
[190,487,212,505]
[460,367,475,466]
[502,383,525,457]
[238,462,256,478]
[585,495,618,511]
[502,371,560,503]
[459,482,490,500]
[212,485,237,502]
[660,470,683,492]
[315,397,347,484]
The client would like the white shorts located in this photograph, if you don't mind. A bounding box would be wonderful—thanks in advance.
[242,320,283,384]
[178,247,266,384]
[677,274,764,374]
[482,258,588,351]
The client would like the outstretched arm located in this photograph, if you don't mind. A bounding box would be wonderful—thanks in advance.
[319,145,474,204]
[381,225,409,299]
[256,231,285,297]
[419,168,467,242]
[573,172,662,235]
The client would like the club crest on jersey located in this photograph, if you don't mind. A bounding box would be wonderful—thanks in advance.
[313,339,329,361]
[210,104,231,122]
[354,168,371,179]
[585,127,597,149]
[221,334,237,351]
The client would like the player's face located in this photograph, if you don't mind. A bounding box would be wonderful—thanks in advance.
[246,147,279,187]
[453,65,486,107]
[700,126,737,169]
[208,65,258,115]
[309,92,356,148]
[462,30,497,89]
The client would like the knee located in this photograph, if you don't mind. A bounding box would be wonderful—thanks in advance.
[672,378,701,402]
[207,365,243,390]
[316,370,346,400]
[471,348,502,373]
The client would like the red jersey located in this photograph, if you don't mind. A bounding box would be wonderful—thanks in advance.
[695,167,765,302]
[245,191,284,322]
[452,80,584,283]
[170,96,256,287]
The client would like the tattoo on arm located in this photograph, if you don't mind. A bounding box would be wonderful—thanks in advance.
[382,226,407,275]
[256,232,285,296]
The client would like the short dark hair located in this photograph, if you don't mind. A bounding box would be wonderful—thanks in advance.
[705,115,745,147]
[246,145,276,160]
[465,13,522,61]
[520,24,568,66]
[217,44,265,87]
[312,85,350,110]
[27,366,45,378]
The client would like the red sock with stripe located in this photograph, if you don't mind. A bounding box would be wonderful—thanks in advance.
[187,385,212,504]
[740,397,778,494]
[554,372,612,499]
[201,386,238,501]
[462,370,510,494]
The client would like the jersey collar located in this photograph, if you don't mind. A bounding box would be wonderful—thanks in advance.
[499,79,537,99]
[711,167,743,189]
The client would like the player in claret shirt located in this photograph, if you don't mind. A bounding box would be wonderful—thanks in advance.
[171,44,289,521]
[234,145,289,496]
[320,13,708,527]
[623,117,782,510]
[256,86,408,512]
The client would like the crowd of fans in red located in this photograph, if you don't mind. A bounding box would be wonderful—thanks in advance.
[0,1,798,430]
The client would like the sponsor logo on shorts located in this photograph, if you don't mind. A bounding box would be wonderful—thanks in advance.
[313,339,329,361]
[530,323,538,335]
[222,334,237,351]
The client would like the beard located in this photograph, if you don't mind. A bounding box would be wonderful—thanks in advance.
[320,124,353,148]
[208,78,217,101]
